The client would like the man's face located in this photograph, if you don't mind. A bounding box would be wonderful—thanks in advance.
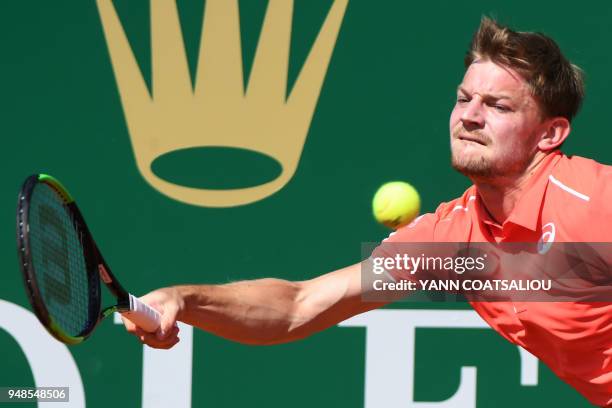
[449,59,545,179]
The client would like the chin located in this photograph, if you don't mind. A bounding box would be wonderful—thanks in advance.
[451,152,493,178]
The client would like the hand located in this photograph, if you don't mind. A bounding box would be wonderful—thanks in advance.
[122,287,185,349]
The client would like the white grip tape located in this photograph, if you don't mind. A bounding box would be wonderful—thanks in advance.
[122,294,162,333]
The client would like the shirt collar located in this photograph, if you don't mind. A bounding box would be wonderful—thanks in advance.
[473,151,562,232]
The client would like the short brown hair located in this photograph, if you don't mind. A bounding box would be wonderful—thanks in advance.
[465,17,584,122]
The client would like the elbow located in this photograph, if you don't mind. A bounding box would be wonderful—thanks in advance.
[254,281,319,345]
[280,281,326,343]
[230,280,316,346]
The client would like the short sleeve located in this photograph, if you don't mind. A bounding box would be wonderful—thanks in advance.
[593,165,612,241]
[370,212,438,282]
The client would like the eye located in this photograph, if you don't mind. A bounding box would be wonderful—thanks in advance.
[493,104,511,112]
[456,96,469,104]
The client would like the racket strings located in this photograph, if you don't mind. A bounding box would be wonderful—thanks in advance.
[29,183,93,337]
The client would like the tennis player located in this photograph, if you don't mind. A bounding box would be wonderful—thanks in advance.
[124,18,612,407]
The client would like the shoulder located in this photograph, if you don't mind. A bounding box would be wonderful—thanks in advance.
[433,187,477,221]
[383,187,475,243]
[546,153,612,240]
[550,153,612,201]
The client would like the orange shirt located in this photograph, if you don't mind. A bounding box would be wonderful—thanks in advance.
[379,151,612,406]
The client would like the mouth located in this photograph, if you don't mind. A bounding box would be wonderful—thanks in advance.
[456,134,487,146]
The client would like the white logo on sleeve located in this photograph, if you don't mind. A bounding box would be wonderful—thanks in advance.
[537,222,556,254]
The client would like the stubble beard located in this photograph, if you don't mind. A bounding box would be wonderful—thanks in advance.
[449,126,535,181]
[450,141,535,182]
[451,148,495,178]
[450,127,496,178]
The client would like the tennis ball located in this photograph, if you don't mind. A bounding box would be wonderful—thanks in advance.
[372,181,421,229]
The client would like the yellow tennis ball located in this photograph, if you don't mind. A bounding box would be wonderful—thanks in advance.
[372,181,421,229]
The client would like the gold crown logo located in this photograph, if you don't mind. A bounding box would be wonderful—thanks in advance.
[96,0,348,207]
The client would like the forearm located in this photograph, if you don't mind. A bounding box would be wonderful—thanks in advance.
[128,263,390,349]
[174,279,309,345]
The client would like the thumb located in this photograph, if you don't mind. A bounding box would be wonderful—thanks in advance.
[157,306,179,339]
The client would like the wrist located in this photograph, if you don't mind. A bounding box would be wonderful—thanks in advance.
[173,285,197,321]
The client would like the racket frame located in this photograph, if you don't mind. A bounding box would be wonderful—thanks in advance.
[16,174,141,344]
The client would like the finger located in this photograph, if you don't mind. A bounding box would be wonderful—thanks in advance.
[135,322,178,344]
[142,325,178,342]
[147,337,180,350]
[134,327,148,338]
[121,315,138,333]
[141,330,180,349]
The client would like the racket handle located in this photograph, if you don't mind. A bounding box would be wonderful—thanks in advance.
[121,294,162,333]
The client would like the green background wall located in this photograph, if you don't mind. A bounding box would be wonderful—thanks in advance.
[1,1,610,406]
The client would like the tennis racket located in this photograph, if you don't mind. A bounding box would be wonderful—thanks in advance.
[16,174,160,345]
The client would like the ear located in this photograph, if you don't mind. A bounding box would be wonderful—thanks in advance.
[537,117,571,151]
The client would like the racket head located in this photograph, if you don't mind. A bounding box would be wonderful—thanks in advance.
[16,174,102,344]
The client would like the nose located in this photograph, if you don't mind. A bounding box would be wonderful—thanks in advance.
[460,98,485,129]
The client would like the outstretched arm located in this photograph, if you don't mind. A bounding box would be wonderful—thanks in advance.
[123,261,391,348]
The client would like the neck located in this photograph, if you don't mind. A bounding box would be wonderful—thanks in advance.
[472,152,550,225]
